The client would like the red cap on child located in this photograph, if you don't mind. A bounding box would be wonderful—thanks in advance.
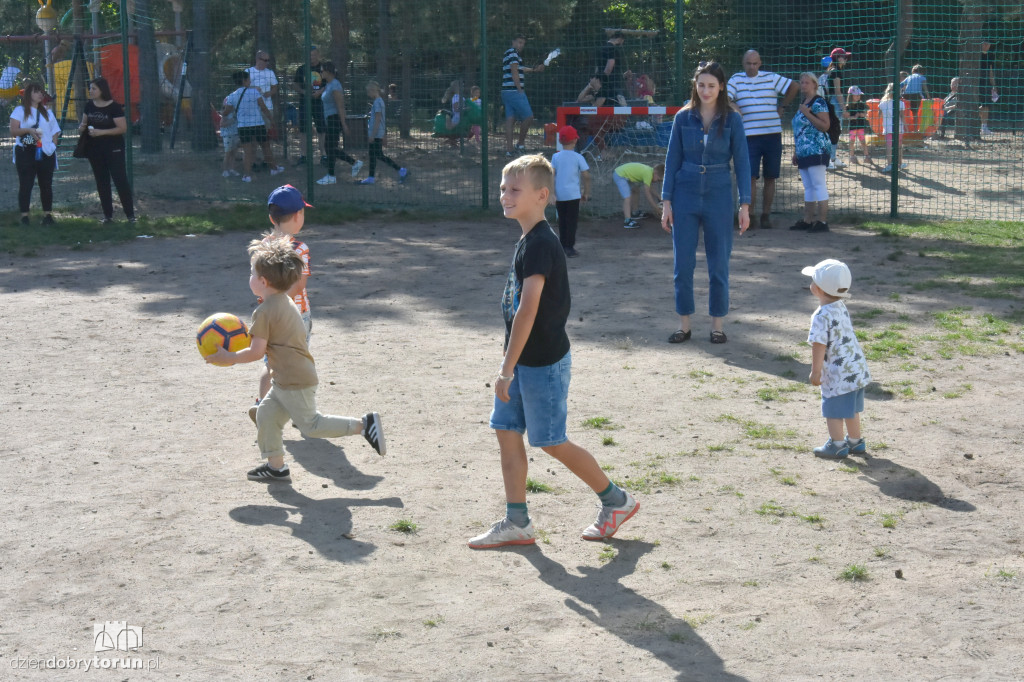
[558,126,579,144]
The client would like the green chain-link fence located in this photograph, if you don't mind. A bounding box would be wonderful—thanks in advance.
[1,0,1021,221]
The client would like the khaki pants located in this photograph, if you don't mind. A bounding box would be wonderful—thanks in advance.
[256,382,361,460]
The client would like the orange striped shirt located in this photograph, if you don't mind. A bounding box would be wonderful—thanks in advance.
[262,234,310,313]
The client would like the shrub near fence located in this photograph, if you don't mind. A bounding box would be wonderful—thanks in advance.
[0,0,1020,221]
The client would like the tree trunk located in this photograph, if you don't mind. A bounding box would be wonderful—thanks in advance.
[376,0,390,86]
[883,0,914,80]
[190,1,216,151]
[326,0,350,72]
[956,0,992,141]
[255,0,273,63]
[135,0,161,153]
[399,6,411,138]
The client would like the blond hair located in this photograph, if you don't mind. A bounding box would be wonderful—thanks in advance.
[502,154,554,195]
[248,236,303,293]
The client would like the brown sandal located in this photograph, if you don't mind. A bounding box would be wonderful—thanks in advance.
[710,330,727,344]
[668,329,692,344]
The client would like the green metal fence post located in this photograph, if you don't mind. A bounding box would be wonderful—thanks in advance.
[120,0,133,188]
[889,0,903,218]
[303,0,314,203]
[480,0,488,210]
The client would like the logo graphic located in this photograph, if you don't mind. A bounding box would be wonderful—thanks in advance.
[93,622,143,652]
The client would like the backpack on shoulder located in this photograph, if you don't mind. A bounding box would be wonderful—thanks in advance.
[815,95,842,146]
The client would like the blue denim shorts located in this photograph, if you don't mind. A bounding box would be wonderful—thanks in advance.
[490,351,570,447]
[822,387,865,419]
[501,89,533,121]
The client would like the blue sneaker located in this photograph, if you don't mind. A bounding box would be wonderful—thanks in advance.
[359,176,376,185]
[398,167,408,184]
[813,438,849,459]
[846,438,867,455]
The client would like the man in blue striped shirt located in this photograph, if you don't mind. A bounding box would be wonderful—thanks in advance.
[502,34,546,157]
[727,50,797,229]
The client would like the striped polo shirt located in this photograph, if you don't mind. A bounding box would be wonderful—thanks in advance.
[502,47,523,91]
[727,70,793,136]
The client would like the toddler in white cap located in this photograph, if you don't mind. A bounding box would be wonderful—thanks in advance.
[801,259,872,459]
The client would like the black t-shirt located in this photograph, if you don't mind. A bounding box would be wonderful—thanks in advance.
[847,100,868,130]
[501,221,571,367]
[84,100,126,150]
[294,63,324,96]
[599,42,624,94]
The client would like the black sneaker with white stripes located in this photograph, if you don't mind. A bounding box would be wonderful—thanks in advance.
[362,412,387,456]
[247,463,292,482]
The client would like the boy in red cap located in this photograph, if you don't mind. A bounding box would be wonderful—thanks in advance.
[549,125,590,257]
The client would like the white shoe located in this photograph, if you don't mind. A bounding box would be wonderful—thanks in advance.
[882,165,892,173]
[899,162,908,170]
[351,160,364,177]
[581,491,639,540]
[222,170,232,177]
[833,159,846,168]
[270,166,285,176]
[241,175,252,183]
[316,174,337,185]
[981,125,993,135]
[468,518,536,549]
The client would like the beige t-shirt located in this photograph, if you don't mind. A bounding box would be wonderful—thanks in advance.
[249,293,317,389]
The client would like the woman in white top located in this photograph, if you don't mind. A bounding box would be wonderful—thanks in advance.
[10,82,62,225]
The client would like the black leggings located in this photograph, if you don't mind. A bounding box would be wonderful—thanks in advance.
[88,142,135,220]
[368,138,400,177]
[325,115,356,175]
[15,145,56,213]
[556,199,580,248]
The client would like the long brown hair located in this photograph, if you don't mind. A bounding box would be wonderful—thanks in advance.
[682,61,730,135]
[19,82,50,121]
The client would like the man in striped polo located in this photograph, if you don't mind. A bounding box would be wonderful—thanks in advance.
[727,50,797,230]
[502,34,546,157]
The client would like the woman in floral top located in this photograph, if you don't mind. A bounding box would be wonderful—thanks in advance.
[790,72,832,233]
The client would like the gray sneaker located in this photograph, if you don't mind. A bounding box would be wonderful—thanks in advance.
[813,438,850,459]
[468,518,536,549]
[581,491,639,540]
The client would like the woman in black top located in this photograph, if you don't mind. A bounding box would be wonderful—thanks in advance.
[78,77,135,223]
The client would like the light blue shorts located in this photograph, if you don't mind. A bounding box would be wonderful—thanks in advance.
[490,351,570,447]
[822,387,864,419]
[612,172,632,198]
[501,89,533,121]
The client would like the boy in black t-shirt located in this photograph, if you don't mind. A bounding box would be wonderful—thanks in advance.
[468,155,639,549]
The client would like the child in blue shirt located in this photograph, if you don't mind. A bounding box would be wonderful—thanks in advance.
[549,126,591,258]
[358,80,407,185]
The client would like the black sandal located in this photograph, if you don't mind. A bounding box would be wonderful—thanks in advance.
[710,330,727,344]
[668,329,692,344]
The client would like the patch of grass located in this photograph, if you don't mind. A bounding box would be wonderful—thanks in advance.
[874,547,889,558]
[682,613,713,629]
[881,513,900,529]
[525,478,552,493]
[582,416,615,430]
[602,436,617,446]
[657,472,681,484]
[755,500,788,517]
[371,627,402,641]
[598,545,617,563]
[889,292,902,301]
[741,580,759,587]
[660,561,672,570]
[807,556,821,563]
[863,326,916,361]
[536,528,552,545]
[740,621,758,631]
[423,615,445,628]
[943,384,973,399]
[838,464,860,473]
[773,352,799,362]
[689,369,714,380]
[389,519,418,533]
[800,513,823,524]
[667,631,686,643]
[838,564,870,582]
[708,443,734,452]
[854,308,887,322]
[995,568,1017,580]
[601,464,615,471]
[687,474,700,482]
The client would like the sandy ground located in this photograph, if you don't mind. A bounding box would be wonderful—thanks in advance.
[1,214,1022,681]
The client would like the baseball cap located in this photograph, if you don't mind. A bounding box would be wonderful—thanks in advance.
[848,85,863,96]
[558,125,579,144]
[801,259,852,299]
[267,184,313,213]
[830,47,852,60]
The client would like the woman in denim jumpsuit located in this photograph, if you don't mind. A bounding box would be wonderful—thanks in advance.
[661,62,751,344]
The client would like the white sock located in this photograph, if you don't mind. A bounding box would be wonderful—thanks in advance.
[269,463,288,471]
[847,437,863,444]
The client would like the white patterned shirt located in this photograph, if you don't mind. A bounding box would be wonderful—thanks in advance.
[807,301,871,399]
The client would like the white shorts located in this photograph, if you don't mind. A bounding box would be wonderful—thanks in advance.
[222,131,240,152]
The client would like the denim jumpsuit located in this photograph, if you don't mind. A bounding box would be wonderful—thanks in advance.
[662,108,751,318]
